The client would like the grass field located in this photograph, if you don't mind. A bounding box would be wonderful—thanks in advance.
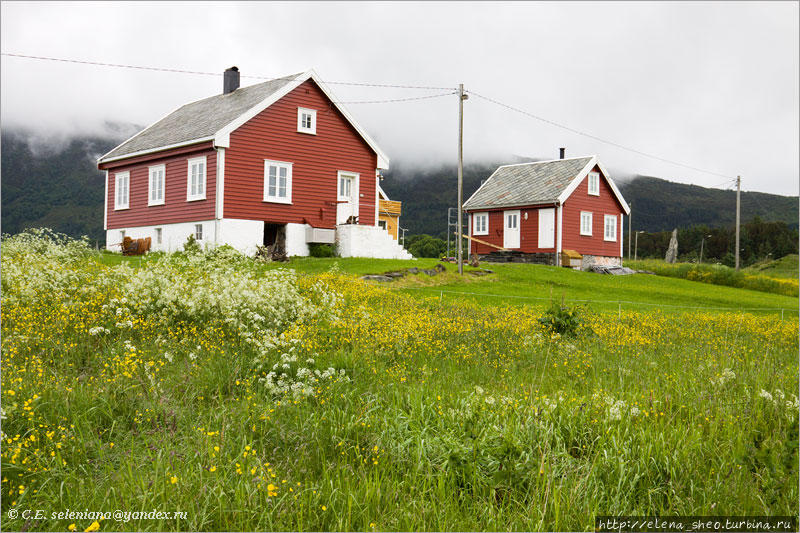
[746,254,799,280]
[623,258,798,298]
[3,232,798,531]
[97,252,798,316]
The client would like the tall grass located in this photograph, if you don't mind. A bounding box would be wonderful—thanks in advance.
[2,230,798,531]
[625,259,799,297]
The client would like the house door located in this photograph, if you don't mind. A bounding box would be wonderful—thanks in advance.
[538,208,555,249]
[336,172,359,224]
[503,210,520,249]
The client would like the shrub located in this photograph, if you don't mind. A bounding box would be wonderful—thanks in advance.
[407,234,447,258]
[183,233,202,254]
[309,243,336,258]
[537,301,589,336]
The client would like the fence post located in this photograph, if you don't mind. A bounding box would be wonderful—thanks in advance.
[781,308,784,320]
[618,302,621,320]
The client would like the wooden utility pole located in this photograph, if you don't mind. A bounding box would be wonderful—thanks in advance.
[735,175,741,270]
[627,201,632,260]
[457,83,467,274]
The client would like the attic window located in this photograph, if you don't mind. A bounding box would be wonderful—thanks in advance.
[588,171,600,196]
[297,108,317,135]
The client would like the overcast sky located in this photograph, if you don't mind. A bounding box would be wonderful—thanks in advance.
[2,1,797,195]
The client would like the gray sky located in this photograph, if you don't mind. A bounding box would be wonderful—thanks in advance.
[2,1,798,195]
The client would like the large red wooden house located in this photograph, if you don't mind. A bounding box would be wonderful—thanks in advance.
[463,154,630,268]
[98,67,411,259]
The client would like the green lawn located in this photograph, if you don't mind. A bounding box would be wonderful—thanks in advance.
[95,251,798,317]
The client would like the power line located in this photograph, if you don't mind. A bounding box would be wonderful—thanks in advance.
[467,89,736,180]
[1,52,454,91]
[335,92,457,105]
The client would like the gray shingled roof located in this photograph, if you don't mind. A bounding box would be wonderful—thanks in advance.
[463,157,594,210]
[101,74,301,161]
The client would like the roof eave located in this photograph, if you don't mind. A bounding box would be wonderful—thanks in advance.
[97,136,215,166]
[464,199,559,211]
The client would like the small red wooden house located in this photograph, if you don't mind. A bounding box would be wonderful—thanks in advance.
[463,155,630,268]
[98,67,411,259]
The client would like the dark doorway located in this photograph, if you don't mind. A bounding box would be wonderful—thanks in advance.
[263,223,280,247]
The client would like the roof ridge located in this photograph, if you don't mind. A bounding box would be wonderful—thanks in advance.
[497,155,594,169]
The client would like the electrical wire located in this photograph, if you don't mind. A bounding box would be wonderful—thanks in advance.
[1,52,455,90]
[468,90,737,180]
[334,91,457,104]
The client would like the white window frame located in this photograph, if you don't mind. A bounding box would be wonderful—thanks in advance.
[154,227,162,245]
[195,224,203,241]
[580,211,593,236]
[263,160,293,204]
[604,214,617,241]
[148,164,165,206]
[473,212,489,236]
[588,171,600,196]
[297,107,317,135]
[378,220,387,230]
[114,171,129,210]
[186,156,207,202]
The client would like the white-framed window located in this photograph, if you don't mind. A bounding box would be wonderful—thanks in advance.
[195,224,203,241]
[148,164,165,206]
[154,228,162,245]
[588,171,600,196]
[297,107,317,135]
[120,230,126,240]
[473,212,489,235]
[263,160,293,204]
[580,211,593,236]
[378,220,387,230]
[604,214,617,241]
[186,156,206,201]
[338,172,354,200]
[114,171,129,210]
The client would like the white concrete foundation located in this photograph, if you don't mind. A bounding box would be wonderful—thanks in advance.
[106,219,216,253]
[336,224,413,259]
[107,219,412,259]
[285,223,310,257]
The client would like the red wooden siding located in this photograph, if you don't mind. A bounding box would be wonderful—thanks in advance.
[106,147,216,229]
[468,204,557,255]
[561,165,624,257]
[223,80,378,228]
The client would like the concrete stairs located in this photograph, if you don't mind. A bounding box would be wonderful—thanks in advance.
[336,224,413,260]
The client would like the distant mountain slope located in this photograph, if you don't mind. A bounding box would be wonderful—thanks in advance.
[621,176,798,232]
[1,130,120,244]
[1,127,796,244]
